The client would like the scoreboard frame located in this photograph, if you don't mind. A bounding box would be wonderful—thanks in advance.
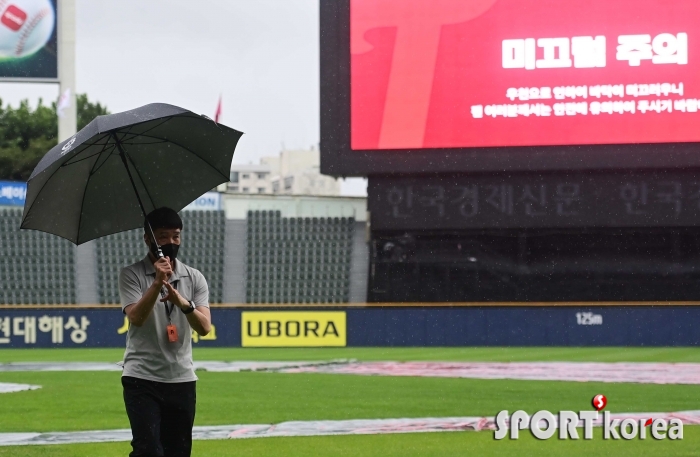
[320,0,700,177]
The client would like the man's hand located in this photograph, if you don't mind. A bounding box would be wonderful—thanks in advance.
[161,282,212,336]
[154,257,172,285]
[161,281,188,310]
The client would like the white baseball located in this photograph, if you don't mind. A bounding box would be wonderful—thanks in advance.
[0,0,54,58]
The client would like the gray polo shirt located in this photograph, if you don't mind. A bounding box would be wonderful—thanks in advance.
[119,256,209,383]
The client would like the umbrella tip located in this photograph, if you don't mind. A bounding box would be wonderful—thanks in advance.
[201,114,222,130]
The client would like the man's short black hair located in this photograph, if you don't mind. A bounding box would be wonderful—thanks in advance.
[144,207,183,235]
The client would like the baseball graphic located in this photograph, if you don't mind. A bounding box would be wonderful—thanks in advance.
[0,0,54,59]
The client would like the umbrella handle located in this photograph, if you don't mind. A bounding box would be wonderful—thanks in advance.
[146,219,165,259]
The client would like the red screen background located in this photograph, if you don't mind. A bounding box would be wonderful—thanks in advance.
[351,0,700,150]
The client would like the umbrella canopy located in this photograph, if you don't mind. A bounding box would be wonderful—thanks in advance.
[20,103,242,244]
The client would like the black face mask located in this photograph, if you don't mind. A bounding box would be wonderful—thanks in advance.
[150,242,180,261]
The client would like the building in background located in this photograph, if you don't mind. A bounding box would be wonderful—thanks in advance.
[228,164,272,194]
[227,146,340,196]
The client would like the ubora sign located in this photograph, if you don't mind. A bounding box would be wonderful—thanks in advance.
[241,312,346,347]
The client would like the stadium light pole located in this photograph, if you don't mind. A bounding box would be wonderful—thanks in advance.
[58,0,77,142]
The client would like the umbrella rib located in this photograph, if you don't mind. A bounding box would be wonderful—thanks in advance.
[128,133,232,182]
[21,138,114,239]
[120,139,169,145]
[60,150,105,167]
[112,126,137,143]
[69,134,111,148]
[123,149,158,213]
[88,144,118,177]
[61,137,113,167]
[75,141,114,244]
[116,116,175,142]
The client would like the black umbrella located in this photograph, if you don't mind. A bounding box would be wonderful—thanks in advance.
[20,103,242,252]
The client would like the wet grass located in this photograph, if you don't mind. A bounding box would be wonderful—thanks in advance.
[0,347,698,455]
[1,427,697,457]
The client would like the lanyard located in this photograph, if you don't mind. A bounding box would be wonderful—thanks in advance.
[160,282,177,323]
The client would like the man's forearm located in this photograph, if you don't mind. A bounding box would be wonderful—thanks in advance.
[185,309,211,336]
[126,282,162,326]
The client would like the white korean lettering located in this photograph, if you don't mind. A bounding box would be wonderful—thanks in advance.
[0,317,9,344]
[652,33,688,65]
[572,36,606,68]
[13,317,36,344]
[617,35,653,66]
[503,39,536,70]
[537,38,572,68]
[64,316,90,344]
[553,103,566,116]
[38,315,64,344]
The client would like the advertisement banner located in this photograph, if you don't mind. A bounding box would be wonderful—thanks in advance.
[0,308,236,348]
[183,192,221,211]
[0,0,58,80]
[241,311,347,347]
[351,0,700,150]
[0,180,27,206]
[0,306,697,348]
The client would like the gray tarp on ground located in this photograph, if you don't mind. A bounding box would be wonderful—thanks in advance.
[280,361,700,385]
[3,361,700,384]
[0,383,40,393]
[1,412,700,446]
[0,361,341,373]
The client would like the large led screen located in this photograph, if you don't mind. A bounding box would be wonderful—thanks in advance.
[0,0,57,80]
[321,0,700,175]
[352,0,700,150]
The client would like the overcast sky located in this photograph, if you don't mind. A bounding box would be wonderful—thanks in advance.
[0,0,367,195]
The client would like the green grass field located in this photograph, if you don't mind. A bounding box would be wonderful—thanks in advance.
[0,347,698,456]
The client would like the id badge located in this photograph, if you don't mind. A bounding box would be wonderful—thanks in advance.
[166,324,178,343]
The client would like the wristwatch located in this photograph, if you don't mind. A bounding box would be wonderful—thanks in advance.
[182,300,196,315]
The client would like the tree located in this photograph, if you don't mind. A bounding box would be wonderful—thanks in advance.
[0,94,109,181]
[77,93,109,131]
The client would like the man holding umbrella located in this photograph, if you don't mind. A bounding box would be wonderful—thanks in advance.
[119,207,211,457]
[20,103,242,457]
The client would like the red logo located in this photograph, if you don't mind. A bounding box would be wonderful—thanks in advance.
[592,394,607,411]
[1,5,27,31]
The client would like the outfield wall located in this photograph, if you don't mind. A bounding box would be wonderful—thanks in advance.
[0,304,697,348]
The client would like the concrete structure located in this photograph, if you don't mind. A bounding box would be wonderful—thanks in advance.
[228,147,340,196]
[221,193,365,221]
[58,0,77,142]
[228,164,272,194]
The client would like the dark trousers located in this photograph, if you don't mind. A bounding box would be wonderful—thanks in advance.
[122,376,196,457]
